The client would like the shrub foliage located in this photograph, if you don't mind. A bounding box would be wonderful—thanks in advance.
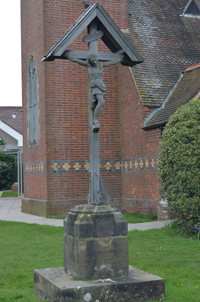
[158,99,200,233]
[0,151,15,190]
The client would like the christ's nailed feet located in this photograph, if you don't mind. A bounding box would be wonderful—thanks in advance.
[92,120,100,133]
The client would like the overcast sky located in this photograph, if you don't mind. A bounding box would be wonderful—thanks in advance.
[0,0,22,107]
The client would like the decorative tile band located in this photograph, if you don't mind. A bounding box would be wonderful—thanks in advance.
[24,157,157,174]
[24,162,45,173]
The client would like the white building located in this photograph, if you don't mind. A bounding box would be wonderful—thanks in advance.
[0,107,23,196]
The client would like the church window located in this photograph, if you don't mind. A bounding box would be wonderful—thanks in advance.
[28,55,38,145]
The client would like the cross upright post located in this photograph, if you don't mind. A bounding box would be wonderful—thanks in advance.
[87,20,110,205]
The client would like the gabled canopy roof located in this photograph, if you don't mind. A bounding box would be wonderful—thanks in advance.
[42,3,143,66]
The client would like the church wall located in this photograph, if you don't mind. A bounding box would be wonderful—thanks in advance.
[21,0,48,214]
[119,65,161,215]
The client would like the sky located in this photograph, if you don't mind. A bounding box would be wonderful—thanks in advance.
[0,1,22,107]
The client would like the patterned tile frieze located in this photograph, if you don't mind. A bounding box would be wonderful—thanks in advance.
[24,157,157,174]
[24,162,45,173]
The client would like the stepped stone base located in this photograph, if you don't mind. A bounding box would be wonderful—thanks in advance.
[34,266,165,302]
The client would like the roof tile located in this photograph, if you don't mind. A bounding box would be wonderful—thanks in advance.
[143,65,200,129]
[129,0,200,107]
[0,107,23,134]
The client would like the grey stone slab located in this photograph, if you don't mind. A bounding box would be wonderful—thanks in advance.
[34,266,165,302]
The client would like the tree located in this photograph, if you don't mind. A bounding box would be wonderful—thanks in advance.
[158,99,200,234]
[0,138,5,145]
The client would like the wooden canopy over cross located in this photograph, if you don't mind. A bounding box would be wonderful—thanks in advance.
[42,3,143,206]
[42,3,143,65]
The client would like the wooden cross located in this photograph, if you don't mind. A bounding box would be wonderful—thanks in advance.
[66,20,121,205]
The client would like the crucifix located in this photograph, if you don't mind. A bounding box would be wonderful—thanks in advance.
[66,21,123,206]
[42,3,143,207]
[36,7,164,301]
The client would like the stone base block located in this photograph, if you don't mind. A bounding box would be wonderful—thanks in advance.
[64,205,129,279]
[64,235,128,279]
[34,266,165,302]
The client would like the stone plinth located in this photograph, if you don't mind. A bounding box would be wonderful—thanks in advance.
[34,266,165,302]
[34,204,165,301]
[63,204,128,279]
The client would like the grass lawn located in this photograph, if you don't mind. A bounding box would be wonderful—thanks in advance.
[0,221,199,302]
[1,191,18,198]
[128,227,200,302]
[123,211,157,223]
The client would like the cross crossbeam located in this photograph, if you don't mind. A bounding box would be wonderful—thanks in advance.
[65,50,123,61]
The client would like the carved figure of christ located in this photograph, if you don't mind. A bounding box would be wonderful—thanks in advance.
[66,21,123,205]
[67,53,123,132]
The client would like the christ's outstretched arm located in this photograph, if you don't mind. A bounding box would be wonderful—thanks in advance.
[67,56,87,67]
[102,55,123,67]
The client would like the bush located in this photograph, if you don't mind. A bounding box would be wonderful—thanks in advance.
[0,162,14,190]
[158,99,200,234]
[0,151,16,190]
[0,151,15,166]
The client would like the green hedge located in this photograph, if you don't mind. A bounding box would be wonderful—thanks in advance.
[158,99,200,234]
[0,151,15,190]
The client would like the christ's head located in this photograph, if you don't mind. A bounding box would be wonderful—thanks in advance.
[88,53,98,66]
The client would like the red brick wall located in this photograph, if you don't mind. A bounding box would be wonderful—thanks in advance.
[119,65,161,214]
[21,0,48,203]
